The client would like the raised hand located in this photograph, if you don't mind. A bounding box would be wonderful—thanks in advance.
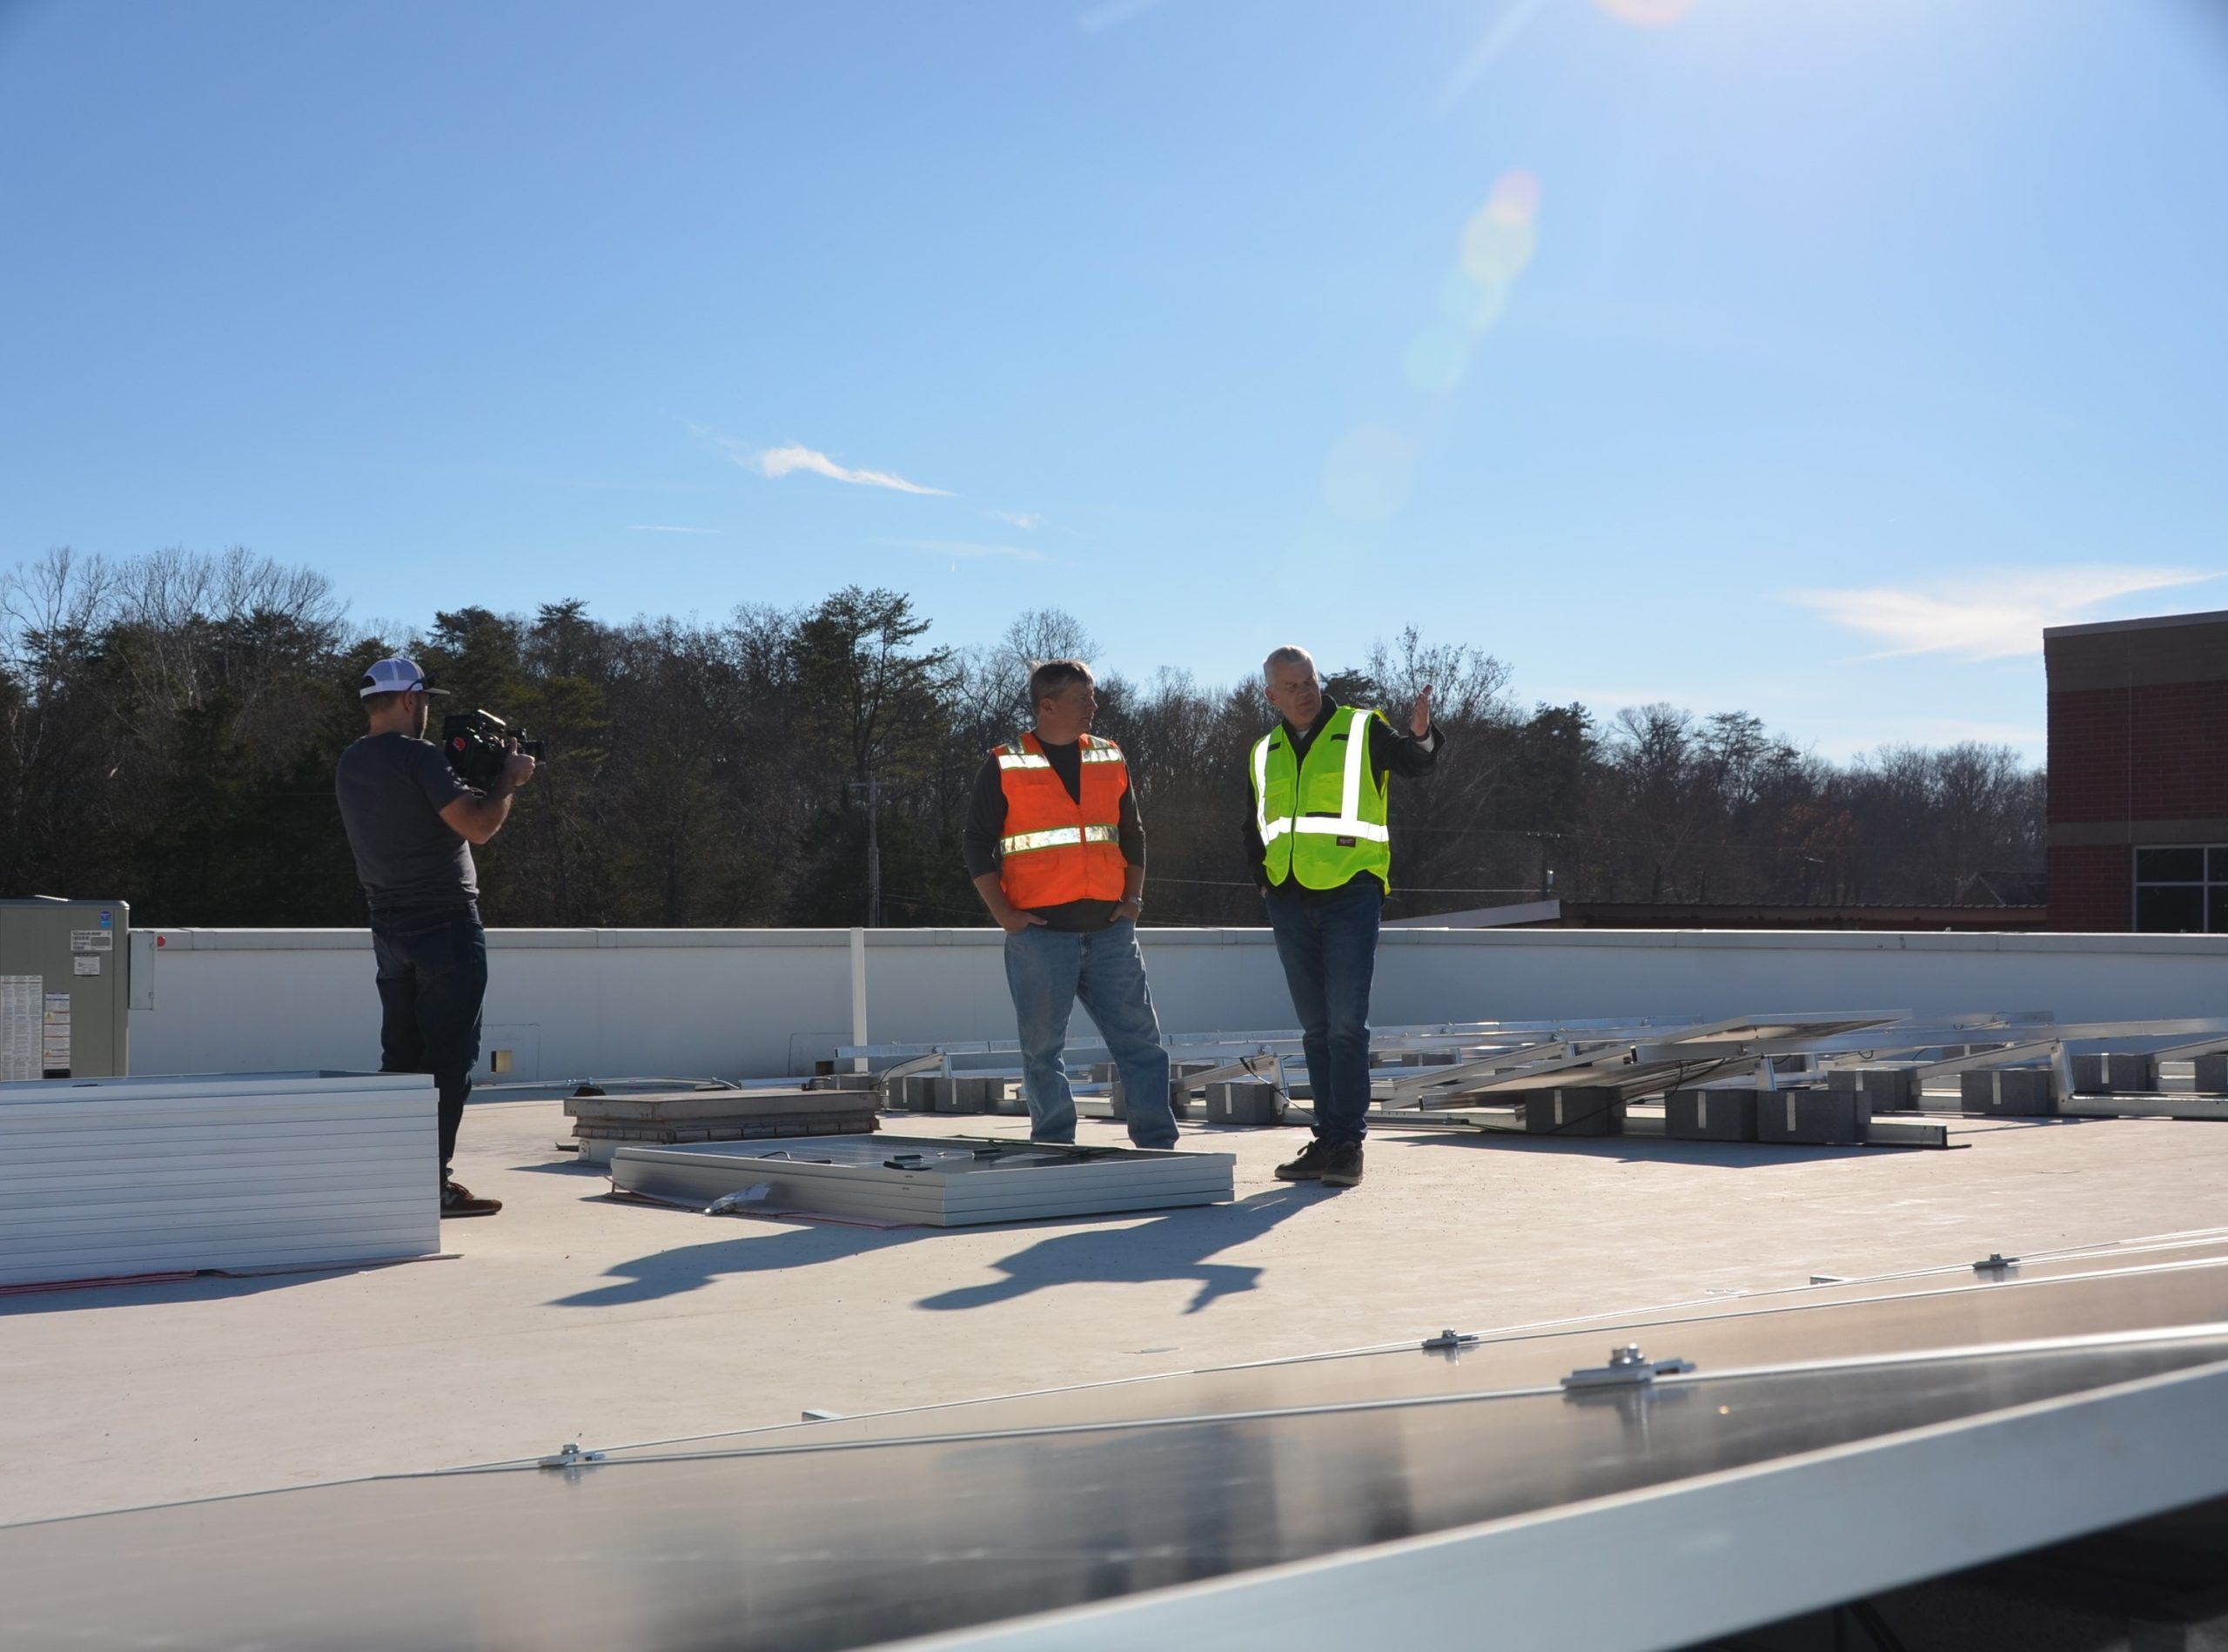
[1411,682,1435,738]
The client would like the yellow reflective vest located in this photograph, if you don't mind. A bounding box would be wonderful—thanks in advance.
[1250,704,1394,890]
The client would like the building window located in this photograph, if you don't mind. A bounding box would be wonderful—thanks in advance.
[2132,845,2228,932]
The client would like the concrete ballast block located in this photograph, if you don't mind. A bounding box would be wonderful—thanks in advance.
[1960,1069,2058,1117]
[1518,1087,1624,1137]
[1756,1090,1871,1145]
[1110,1077,1194,1121]
[1826,1067,1920,1109]
[1665,1087,1759,1142]
[930,1076,994,1114]
[2071,1052,2158,1095]
[1204,1080,1282,1126]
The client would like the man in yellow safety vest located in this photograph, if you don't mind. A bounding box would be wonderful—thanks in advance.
[1245,645,1440,1187]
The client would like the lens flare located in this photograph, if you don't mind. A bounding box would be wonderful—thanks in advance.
[1488,169,1543,222]
[1388,166,1539,414]
[1460,210,1536,285]
[1322,425,1417,523]
[1402,326,1471,393]
[1596,0,1694,25]
[1459,168,1542,285]
[1438,271,1510,334]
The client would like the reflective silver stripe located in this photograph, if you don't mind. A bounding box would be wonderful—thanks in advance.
[1342,703,1370,816]
[1004,749,1119,767]
[1252,734,1287,843]
[1003,826,1083,854]
[999,823,1120,856]
[1299,706,1387,842]
[1254,711,1386,847]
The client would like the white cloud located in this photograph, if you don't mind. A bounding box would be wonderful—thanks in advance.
[746,441,954,496]
[1784,565,2216,661]
[988,508,1044,529]
[882,537,1048,565]
[1803,716,2046,762]
[685,420,953,497]
[626,524,720,535]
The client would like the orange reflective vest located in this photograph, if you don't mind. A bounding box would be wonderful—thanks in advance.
[995,731,1131,909]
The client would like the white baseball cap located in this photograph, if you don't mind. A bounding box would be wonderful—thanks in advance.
[358,657,452,699]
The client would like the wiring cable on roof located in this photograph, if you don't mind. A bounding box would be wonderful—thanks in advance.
[1238,1051,1297,1111]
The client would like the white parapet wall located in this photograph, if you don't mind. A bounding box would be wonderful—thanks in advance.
[125,924,2228,1084]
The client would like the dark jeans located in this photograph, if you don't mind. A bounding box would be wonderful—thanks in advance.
[372,901,487,1181]
[1264,878,1382,1147]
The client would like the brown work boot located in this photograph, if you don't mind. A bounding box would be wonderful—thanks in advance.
[1274,1138,1335,1181]
[440,1180,503,1218]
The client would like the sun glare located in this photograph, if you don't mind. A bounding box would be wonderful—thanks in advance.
[1596,0,1695,27]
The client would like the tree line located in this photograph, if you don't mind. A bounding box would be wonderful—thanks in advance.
[0,547,2045,929]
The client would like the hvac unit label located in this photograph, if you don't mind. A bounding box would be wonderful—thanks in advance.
[1,976,40,1083]
[44,991,71,1078]
[70,930,114,953]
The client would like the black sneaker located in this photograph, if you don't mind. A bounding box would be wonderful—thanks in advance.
[1320,1145,1365,1188]
[1274,1139,1335,1181]
[440,1180,502,1218]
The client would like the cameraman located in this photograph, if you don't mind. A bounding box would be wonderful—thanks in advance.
[335,657,535,1218]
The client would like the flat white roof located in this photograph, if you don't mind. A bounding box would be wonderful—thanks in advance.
[10,1099,2228,1527]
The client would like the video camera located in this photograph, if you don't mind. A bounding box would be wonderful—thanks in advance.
[441,708,547,789]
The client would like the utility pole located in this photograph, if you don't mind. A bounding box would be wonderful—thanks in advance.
[1527,830,1558,900]
[860,769,882,928]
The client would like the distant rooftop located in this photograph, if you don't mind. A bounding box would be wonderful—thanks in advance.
[2043,608,2228,641]
[1390,899,2047,932]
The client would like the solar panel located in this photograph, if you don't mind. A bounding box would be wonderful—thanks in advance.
[609,1134,1236,1226]
[611,1237,2228,1454]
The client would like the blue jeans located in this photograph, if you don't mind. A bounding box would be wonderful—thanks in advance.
[371,902,488,1181]
[1264,878,1382,1147]
[1003,920,1177,1149]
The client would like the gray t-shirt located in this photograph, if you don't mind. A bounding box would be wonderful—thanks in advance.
[335,733,480,911]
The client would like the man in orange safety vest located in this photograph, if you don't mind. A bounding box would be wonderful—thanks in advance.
[964,659,1178,1149]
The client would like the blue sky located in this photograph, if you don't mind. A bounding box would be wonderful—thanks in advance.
[4,0,2224,760]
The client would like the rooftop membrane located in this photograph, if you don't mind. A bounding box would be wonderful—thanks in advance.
[10,1098,2228,1528]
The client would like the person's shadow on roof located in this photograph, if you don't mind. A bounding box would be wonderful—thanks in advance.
[549,1185,1324,1312]
[915,1186,1320,1315]
[549,1218,924,1308]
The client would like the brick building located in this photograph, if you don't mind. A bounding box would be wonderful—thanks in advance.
[2045,608,2228,931]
